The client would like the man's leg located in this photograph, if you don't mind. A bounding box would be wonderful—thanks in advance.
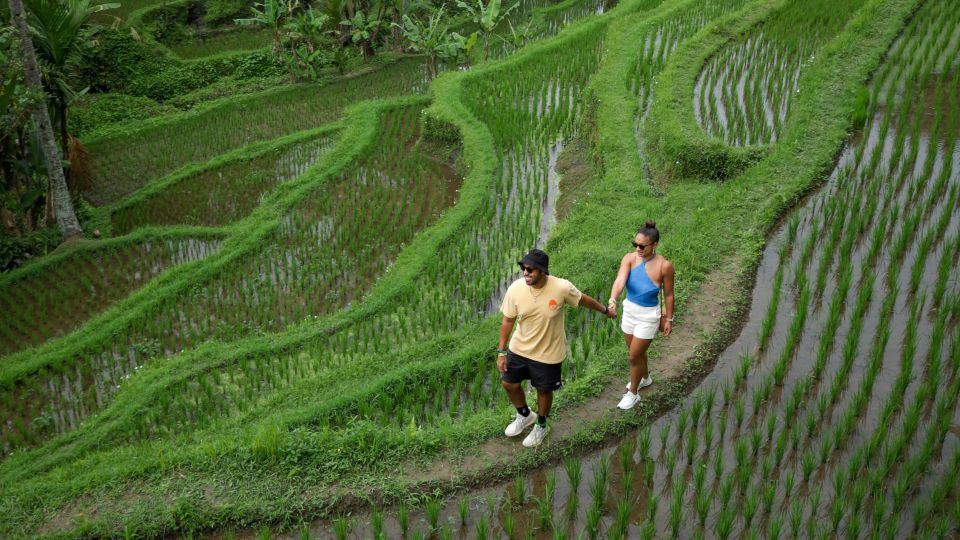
[502,380,527,409]
[536,388,554,422]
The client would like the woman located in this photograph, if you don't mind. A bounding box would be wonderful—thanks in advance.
[607,220,675,410]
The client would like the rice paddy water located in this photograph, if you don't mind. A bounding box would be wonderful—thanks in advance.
[110,133,338,233]
[83,57,432,206]
[693,0,866,146]
[302,0,960,537]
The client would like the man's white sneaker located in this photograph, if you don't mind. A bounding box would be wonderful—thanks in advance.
[504,412,536,437]
[522,424,550,447]
[625,377,653,392]
[617,391,640,410]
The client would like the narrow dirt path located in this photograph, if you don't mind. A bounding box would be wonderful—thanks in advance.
[397,259,746,486]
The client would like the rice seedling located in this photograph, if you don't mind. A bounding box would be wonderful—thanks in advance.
[742,486,760,527]
[456,497,469,527]
[426,499,441,530]
[564,456,582,494]
[397,503,409,535]
[333,516,349,540]
[768,515,783,540]
[475,513,489,539]
[695,489,710,526]
[613,498,631,537]
[714,505,734,540]
[585,504,603,539]
[371,509,384,538]
[788,500,803,538]
[513,475,527,506]
[503,508,515,537]
[665,446,677,473]
[637,428,652,460]
[659,423,670,451]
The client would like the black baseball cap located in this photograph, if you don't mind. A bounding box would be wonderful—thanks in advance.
[518,249,549,275]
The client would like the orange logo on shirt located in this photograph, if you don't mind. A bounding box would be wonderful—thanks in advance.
[548,299,559,310]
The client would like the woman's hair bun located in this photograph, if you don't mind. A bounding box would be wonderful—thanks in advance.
[644,220,657,229]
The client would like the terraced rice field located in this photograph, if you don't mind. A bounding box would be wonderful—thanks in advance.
[83,57,431,206]
[169,27,274,59]
[310,0,960,537]
[0,238,221,358]
[0,105,462,455]
[110,131,338,233]
[692,0,868,146]
[2,0,958,537]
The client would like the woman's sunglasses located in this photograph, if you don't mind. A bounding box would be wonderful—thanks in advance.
[632,241,649,249]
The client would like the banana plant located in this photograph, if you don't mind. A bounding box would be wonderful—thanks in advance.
[455,0,519,61]
[396,5,468,78]
[235,0,300,54]
[339,9,382,57]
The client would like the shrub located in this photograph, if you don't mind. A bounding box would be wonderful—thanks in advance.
[69,93,176,136]
[204,0,254,25]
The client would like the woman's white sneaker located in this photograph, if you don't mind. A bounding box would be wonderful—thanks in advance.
[504,412,536,437]
[617,391,640,410]
[522,424,550,447]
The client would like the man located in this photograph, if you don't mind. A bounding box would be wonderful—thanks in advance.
[496,249,616,447]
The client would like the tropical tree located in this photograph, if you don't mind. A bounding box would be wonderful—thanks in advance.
[283,7,332,79]
[395,5,470,78]
[339,8,382,57]
[455,0,518,61]
[23,0,118,180]
[235,0,300,54]
[7,0,81,237]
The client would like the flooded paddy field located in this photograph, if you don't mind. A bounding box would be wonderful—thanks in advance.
[693,0,866,146]
[3,0,959,537]
[0,105,461,456]
[110,133,338,233]
[301,0,960,537]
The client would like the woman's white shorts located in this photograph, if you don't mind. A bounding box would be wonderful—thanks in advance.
[620,299,661,340]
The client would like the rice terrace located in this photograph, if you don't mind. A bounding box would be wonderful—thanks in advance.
[1,0,959,536]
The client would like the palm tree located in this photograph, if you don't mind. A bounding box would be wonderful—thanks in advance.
[8,0,81,237]
[23,0,118,170]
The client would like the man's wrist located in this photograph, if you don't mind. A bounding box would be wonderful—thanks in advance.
[496,348,508,356]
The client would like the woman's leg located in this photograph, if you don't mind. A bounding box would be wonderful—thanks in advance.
[627,336,653,393]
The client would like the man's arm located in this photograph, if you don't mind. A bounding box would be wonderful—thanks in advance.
[497,315,516,373]
[579,293,617,319]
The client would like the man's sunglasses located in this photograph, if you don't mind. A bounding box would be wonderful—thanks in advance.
[519,264,538,274]
[632,241,649,250]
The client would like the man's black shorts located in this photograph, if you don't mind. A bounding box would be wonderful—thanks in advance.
[501,351,563,391]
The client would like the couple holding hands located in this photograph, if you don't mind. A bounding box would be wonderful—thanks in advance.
[495,221,675,448]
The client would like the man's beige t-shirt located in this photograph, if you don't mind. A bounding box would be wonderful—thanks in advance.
[500,275,583,364]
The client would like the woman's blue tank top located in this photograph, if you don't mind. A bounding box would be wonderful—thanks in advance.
[626,258,660,307]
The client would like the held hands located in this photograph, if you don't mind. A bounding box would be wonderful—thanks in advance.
[606,299,618,319]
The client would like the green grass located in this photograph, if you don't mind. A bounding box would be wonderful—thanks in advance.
[169,27,273,60]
